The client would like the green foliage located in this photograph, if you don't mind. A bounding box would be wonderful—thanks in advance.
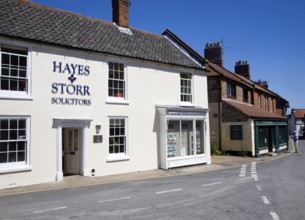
[211,144,222,156]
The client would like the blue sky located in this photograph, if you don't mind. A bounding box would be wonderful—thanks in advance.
[32,0,305,111]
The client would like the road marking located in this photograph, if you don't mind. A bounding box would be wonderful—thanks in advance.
[262,196,270,204]
[239,164,247,177]
[238,177,253,181]
[156,188,183,194]
[99,196,131,203]
[256,185,262,191]
[202,182,222,187]
[33,206,67,214]
[251,162,258,181]
[270,212,280,220]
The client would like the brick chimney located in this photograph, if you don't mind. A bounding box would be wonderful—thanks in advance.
[204,42,223,66]
[256,80,269,89]
[112,0,130,27]
[235,61,250,79]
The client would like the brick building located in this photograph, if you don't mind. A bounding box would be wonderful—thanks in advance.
[205,43,289,156]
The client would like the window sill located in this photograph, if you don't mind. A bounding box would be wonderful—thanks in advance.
[0,95,33,101]
[179,102,194,107]
[0,166,32,174]
[106,156,130,162]
[106,98,129,105]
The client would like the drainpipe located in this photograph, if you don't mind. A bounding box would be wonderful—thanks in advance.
[219,77,222,151]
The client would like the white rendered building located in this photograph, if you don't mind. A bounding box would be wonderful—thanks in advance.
[0,0,210,189]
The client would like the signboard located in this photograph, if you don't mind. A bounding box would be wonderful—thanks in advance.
[51,61,92,106]
[93,135,103,143]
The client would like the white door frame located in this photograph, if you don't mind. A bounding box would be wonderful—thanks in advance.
[53,119,92,181]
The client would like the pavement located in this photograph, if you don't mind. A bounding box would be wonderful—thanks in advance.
[0,138,296,197]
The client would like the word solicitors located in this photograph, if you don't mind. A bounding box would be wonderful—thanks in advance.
[51,61,92,106]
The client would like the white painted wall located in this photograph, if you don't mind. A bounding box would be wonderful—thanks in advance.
[0,38,209,189]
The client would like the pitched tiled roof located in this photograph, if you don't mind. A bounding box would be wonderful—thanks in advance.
[0,0,203,69]
[224,100,286,119]
[205,59,276,96]
[293,109,305,118]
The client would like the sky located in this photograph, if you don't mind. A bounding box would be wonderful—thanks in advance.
[32,0,305,111]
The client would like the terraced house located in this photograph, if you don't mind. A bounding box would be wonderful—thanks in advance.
[0,0,211,189]
[205,42,289,157]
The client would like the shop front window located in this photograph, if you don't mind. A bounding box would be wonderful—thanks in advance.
[196,121,205,154]
[167,119,204,158]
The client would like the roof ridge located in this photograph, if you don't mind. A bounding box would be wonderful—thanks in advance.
[20,0,114,26]
[21,0,165,38]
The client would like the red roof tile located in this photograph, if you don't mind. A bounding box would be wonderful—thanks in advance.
[224,100,286,119]
[293,109,305,118]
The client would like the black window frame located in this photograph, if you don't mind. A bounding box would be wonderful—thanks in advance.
[230,125,243,140]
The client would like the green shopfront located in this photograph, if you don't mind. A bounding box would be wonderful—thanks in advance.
[255,119,288,157]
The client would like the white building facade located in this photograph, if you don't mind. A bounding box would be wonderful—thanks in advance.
[0,0,210,189]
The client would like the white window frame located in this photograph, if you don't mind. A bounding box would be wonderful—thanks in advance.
[258,95,261,109]
[0,42,32,100]
[106,61,129,105]
[180,73,193,105]
[0,116,31,173]
[107,117,129,161]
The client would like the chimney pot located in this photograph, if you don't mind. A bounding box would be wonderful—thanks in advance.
[204,41,223,66]
[235,60,250,79]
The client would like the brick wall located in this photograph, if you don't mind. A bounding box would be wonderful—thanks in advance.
[208,77,221,103]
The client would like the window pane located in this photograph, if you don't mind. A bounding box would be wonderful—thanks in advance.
[2,53,9,65]
[10,119,17,129]
[19,70,27,78]
[18,80,26,91]
[0,130,8,140]
[20,56,27,68]
[9,152,16,162]
[114,145,119,153]
[109,145,114,153]
[1,77,9,90]
[1,68,9,76]
[9,130,17,140]
[19,119,26,129]
[11,55,18,66]
[0,119,9,129]
[11,68,18,77]
[114,71,119,79]
[0,153,7,163]
[9,142,17,151]
[10,79,18,91]
[109,62,113,70]
[0,142,7,152]
[18,141,26,151]
[17,151,25,162]
[120,144,124,153]
[196,121,205,154]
